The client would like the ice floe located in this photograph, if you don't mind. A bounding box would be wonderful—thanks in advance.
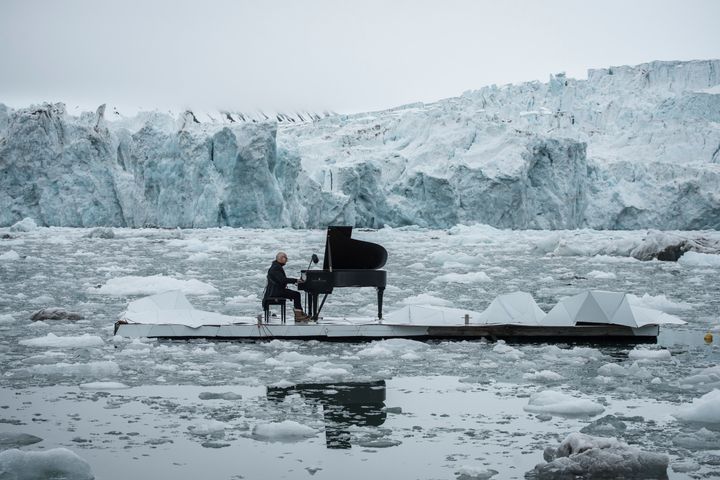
[19,333,104,348]
[0,448,94,480]
[251,420,317,442]
[524,390,605,416]
[674,389,720,423]
[531,432,668,479]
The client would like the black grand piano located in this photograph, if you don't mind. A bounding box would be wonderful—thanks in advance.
[299,226,387,320]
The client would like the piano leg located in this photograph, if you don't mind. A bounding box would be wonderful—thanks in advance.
[377,287,385,320]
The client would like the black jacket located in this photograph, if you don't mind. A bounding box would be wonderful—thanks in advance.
[264,260,297,299]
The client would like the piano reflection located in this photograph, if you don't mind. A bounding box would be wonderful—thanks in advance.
[267,380,387,449]
[299,226,387,320]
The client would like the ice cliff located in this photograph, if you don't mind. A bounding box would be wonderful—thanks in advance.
[1,59,719,229]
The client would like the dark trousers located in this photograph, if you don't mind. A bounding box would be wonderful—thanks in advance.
[277,289,302,310]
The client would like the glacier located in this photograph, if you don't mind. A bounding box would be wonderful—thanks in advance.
[1,59,719,229]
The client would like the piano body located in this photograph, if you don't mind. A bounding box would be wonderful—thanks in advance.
[299,226,387,320]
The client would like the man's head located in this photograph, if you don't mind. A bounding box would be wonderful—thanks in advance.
[275,251,288,265]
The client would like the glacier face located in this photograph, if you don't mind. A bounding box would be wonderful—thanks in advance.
[1,59,719,229]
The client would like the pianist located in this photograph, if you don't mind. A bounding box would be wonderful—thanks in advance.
[263,252,311,322]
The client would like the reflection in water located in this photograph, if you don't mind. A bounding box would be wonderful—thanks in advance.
[267,380,386,449]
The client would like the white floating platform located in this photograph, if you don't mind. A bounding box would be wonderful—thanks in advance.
[113,290,677,343]
[114,320,660,343]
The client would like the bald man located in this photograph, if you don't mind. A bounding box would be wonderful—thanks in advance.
[263,252,311,322]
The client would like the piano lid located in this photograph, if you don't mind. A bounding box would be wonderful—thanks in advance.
[323,226,387,271]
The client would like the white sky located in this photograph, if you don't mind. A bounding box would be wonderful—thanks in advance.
[1,0,719,114]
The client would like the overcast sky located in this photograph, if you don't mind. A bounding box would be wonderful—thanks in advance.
[1,0,719,114]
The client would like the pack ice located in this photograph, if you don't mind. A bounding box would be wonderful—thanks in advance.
[1,59,719,229]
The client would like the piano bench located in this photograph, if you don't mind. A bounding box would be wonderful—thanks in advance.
[263,298,287,324]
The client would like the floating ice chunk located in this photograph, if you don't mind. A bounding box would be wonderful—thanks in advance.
[198,392,242,400]
[679,251,720,267]
[586,270,617,279]
[671,461,701,473]
[86,227,114,239]
[432,272,491,283]
[680,365,720,390]
[0,432,43,449]
[187,252,210,262]
[27,360,120,377]
[628,347,672,361]
[19,333,104,348]
[274,351,327,364]
[400,293,452,306]
[627,293,692,314]
[90,275,218,295]
[357,338,428,358]
[79,382,129,390]
[674,389,720,423]
[9,217,37,232]
[252,420,317,442]
[188,420,228,436]
[523,370,564,383]
[597,363,628,377]
[532,234,561,254]
[492,340,524,360]
[456,465,498,479]
[673,428,720,450]
[532,432,668,479]
[0,448,93,480]
[30,308,84,321]
[306,362,351,379]
[0,250,20,261]
[580,414,632,437]
[524,390,605,416]
[0,314,16,324]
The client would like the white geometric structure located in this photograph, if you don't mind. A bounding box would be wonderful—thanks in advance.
[121,290,248,327]
[542,290,686,328]
[475,291,547,325]
[383,304,482,326]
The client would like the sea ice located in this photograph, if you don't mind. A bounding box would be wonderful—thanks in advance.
[357,339,428,358]
[456,465,498,480]
[532,432,668,479]
[79,382,129,390]
[586,270,617,279]
[19,333,104,348]
[0,448,94,480]
[187,420,228,436]
[523,370,564,383]
[0,432,43,448]
[627,293,692,314]
[90,275,218,295]
[0,250,20,261]
[524,390,605,416]
[198,391,243,400]
[8,217,37,232]
[627,347,672,361]
[673,428,720,450]
[251,420,317,442]
[674,389,720,423]
[400,293,452,306]
[432,272,491,284]
[679,251,720,268]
